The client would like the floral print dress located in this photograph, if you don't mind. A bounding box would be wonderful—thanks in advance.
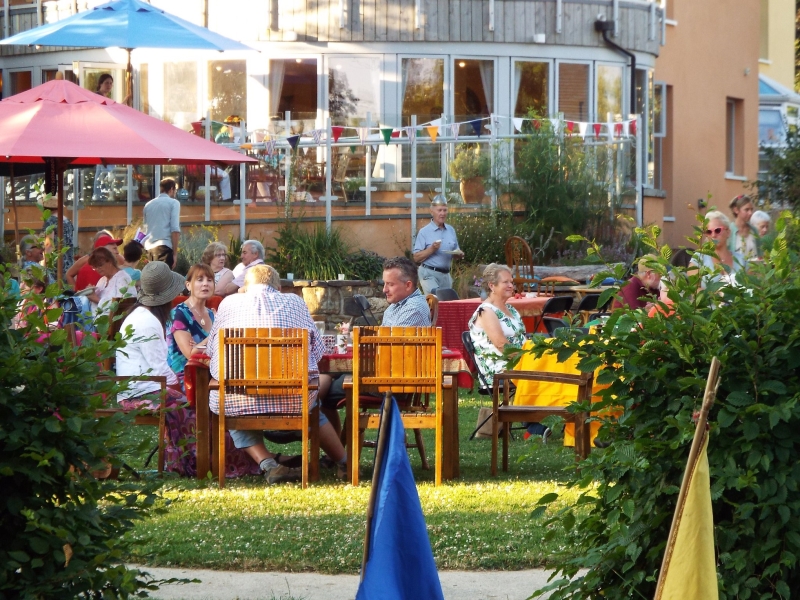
[468,302,526,390]
[165,302,261,478]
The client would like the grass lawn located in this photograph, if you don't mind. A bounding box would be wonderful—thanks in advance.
[123,391,583,573]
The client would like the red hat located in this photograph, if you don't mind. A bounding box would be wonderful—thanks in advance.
[94,235,123,249]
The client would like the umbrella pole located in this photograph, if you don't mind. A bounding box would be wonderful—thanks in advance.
[10,166,20,261]
[56,168,64,284]
[125,48,133,107]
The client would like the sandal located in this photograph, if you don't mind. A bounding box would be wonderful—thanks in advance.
[273,453,303,468]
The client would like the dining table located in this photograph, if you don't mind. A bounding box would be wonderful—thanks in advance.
[319,347,473,480]
[437,295,551,359]
[189,346,474,481]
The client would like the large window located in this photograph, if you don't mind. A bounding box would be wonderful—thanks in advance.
[514,61,548,118]
[401,58,444,179]
[208,60,247,124]
[9,70,32,96]
[453,58,493,121]
[82,67,124,100]
[596,65,624,122]
[164,62,197,130]
[557,63,589,121]
[328,56,381,125]
[269,58,318,121]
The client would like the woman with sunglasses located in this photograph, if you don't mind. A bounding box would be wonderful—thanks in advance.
[728,195,760,259]
[689,211,745,287]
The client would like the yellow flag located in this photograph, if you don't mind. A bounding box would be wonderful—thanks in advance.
[426,125,438,143]
[654,435,718,600]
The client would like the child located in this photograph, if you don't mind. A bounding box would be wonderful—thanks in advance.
[121,240,144,285]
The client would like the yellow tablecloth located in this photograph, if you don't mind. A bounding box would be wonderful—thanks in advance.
[512,347,606,446]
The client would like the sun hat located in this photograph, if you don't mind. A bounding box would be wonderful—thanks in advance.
[93,234,123,249]
[138,262,186,307]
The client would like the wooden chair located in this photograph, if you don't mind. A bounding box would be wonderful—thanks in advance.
[333,152,352,203]
[347,326,444,486]
[425,294,439,326]
[491,371,593,476]
[102,297,138,371]
[212,327,319,489]
[504,236,579,296]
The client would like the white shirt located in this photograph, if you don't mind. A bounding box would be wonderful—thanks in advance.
[115,306,178,399]
[92,269,134,316]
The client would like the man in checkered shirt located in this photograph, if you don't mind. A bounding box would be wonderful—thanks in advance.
[207,265,347,484]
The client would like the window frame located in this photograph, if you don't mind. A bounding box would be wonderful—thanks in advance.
[510,58,553,119]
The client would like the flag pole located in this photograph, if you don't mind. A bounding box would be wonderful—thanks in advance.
[655,356,720,596]
[360,392,394,580]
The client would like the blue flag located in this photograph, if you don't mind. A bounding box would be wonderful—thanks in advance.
[356,397,444,600]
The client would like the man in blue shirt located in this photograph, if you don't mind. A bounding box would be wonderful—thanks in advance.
[381,257,432,327]
[412,195,463,294]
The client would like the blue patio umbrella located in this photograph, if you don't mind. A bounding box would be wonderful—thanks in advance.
[0,0,254,102]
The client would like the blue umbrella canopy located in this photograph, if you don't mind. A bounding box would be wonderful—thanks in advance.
[0,0,253,52]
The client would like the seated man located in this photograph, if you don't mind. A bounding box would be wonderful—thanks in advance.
[318,257,431,434]
[612,254,661,310]
[206,264,347,484]
[221,239,266,296]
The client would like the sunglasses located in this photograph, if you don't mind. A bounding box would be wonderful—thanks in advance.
[705,227,725,235]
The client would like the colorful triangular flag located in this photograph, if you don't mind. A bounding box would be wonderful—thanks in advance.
[286,135,300,150]
[331,126,344,142]
[578,122,588,139]
[470,119,482,136]
[380,128,393,145]
[311,129,322,145]
[593,123,602,138]
[357,127,369,145]
[450,123,460,141]
[513,118,524,133]
[426,125,439,143]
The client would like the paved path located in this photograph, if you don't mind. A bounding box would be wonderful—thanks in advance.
[137,566,554,600]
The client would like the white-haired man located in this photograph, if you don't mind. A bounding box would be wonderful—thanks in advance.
[222,239,266,295]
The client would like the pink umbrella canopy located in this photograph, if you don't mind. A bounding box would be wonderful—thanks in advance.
[0,79,256,280]
[0,79,256,168]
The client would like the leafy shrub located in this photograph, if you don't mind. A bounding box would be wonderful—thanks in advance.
[0,268,166,598]
[494,117,621,259]
[344,249,385,281]
[531,217,800,599]
[267,219,350,280]
[446,209,526,265]
[448,143,491,180]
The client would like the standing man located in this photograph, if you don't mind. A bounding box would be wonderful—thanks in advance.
[412,195,463,295]
[222,240,266,295]
[143,178,181,269]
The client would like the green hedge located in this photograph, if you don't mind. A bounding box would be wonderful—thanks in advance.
[0,266,167,598]
[532,218,800,599]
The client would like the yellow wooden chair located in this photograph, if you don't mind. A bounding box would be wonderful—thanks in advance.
[212,327,319,489]
[347,326,444,486]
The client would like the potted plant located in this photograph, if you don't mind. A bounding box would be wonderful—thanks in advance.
[344,177,366,202]
[448,144,491,203]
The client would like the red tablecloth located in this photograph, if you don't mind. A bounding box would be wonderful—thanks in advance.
[319,349,474,389]
[437,296,551,357]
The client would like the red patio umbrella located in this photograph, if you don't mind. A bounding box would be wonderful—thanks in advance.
[0,79,256,279]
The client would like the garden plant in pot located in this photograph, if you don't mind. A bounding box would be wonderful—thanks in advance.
[448,143,491,203]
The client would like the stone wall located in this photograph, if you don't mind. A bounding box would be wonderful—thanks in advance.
[280,279,387,330]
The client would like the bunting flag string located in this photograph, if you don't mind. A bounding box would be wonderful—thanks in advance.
[239,115,639,150]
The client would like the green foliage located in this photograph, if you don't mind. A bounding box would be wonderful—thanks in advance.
[176,224,221,275]
[530,217,800,599]
[494,118,620,259]
[757,126,800,212]
[0,267,168,598]
[448,143,491,180]
[343,249,385,281]
[267,219,350,280]
[447,209,527,265]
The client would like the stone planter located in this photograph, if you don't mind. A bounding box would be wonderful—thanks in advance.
[459,177,485,203]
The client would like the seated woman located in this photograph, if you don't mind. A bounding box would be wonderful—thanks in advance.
[689,211,746,288]
[201,242,234,296]
[468,263,548,440]
[612,254,661,310]
[115,262,189,473]
[167,264,215,389]
[164,264,260,478]
[87,247,134,317]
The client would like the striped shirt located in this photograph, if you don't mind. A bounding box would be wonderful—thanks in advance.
[207,284,323,416]
[381,289,432,327]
